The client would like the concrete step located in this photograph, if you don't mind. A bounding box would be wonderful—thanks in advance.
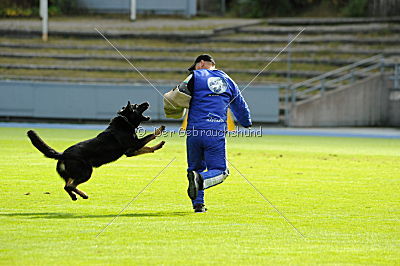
[0,28,214,40]
[0,51,360,66]
[0,74,291,86]
[0,74,177,85]
[211,35,400,45]
[239,23,400,35]
[0,63,324,78]
[266,17,400,26]
[1,42,399,56]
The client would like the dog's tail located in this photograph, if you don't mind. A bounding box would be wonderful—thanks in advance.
[27,130,63,160]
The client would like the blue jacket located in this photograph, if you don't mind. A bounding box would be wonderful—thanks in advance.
[187,69,252,131]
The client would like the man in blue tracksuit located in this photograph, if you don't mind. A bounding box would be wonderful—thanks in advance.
[179,54,252,213]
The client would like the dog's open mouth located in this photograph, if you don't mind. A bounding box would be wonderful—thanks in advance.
[138,102,149,111]
[137,102,150,121]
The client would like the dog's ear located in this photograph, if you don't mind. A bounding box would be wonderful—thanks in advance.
[118,102,130,115]
[126,101,134,112]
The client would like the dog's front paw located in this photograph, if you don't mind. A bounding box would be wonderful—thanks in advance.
[154,141,165,151]
[154,125,165,136]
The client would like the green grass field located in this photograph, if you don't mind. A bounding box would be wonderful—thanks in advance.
[0,127,399,264]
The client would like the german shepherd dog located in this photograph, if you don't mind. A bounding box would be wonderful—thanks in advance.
[27,101,165,201]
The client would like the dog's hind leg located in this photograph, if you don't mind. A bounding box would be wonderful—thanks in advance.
[64,182,89,200]
[73,187,89,199]
[65,178,89,200]
[61,160,92,200]
[64,178,77,201]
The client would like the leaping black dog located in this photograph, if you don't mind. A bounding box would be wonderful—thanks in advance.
[27,101,165,201]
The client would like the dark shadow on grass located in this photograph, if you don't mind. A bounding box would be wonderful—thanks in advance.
[0,211,190,219]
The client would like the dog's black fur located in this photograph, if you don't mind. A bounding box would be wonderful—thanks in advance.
[27,101,165,201]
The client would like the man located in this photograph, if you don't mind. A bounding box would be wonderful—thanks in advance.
[168,54,252,213]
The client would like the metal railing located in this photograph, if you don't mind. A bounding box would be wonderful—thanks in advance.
[284,54,384,124]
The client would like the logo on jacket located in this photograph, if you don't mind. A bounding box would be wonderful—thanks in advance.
[207,77,227,94]
[207,112,224,122]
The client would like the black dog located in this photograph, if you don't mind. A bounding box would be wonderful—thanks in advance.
[27,101,165,201]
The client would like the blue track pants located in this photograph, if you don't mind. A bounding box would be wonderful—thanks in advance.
[186,132,229,206]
